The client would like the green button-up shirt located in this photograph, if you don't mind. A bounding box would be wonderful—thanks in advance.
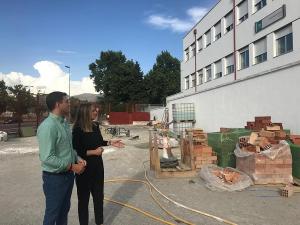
[37,113,77,173]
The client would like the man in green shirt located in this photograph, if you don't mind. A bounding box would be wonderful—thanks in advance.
[37,91,86,225]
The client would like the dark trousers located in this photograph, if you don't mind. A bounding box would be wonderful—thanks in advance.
[76,158,104,225]
[42,171,74,225]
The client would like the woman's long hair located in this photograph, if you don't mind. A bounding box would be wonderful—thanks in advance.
[73,103,93,132]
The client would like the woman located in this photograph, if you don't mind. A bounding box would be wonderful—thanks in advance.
[72,103,124,225]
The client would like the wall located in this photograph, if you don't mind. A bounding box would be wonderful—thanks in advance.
[149,107,165,121]
[167,62,300,134]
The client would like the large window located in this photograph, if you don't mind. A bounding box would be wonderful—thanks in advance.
[238,0,248,24]
[205,30,211,47]
[214,60,222,79]
[254,37,267,64]
[197,37,203,52]
[254,0,266,13]
[185,76,189,89]
[191,73,196,87]
[191,42,196,57]
[205,65,212,82]
[225,54,234,75]
[214,21,221,41]
[276,25,293,56]
[239,47,249,70]
[225,11,233,33]
[197,69,203,85]
[184,48,189,61]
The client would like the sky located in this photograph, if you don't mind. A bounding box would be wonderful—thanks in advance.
[0,0,217,96]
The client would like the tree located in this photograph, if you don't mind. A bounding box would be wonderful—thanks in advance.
[7,85,35,133]
[144,51,180,104]
[0,80,9,114]
[89,51,145,105]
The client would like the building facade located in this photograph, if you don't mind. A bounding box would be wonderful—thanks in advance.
[167,0,300,133]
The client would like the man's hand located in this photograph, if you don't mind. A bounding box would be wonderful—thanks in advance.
[71,163,86,174]
[78,158,87,167]
[110,139,125,148]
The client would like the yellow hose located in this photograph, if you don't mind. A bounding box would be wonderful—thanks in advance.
[103,161,238,225]
[104,197,176,225]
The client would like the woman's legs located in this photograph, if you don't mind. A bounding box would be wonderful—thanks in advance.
[76,175,91,225]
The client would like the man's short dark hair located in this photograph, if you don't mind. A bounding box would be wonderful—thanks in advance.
[46,91,67,111]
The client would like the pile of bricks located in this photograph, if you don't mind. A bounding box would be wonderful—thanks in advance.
[245,116,283,132]
[289,135,300,145]
[212,168,240,184]
[184,129,217,169]
[236,142,293,184]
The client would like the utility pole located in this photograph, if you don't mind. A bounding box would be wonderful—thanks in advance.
[65,65,71,122]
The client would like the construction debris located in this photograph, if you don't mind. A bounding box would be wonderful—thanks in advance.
[200,164,253,191]
[289,135,300,145]
[245,116,283,132]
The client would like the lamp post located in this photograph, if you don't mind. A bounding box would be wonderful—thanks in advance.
[65,65,71,121]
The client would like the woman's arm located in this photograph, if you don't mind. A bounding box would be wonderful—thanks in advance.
[86,147,103,156]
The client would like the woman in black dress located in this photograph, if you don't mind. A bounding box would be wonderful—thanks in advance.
[72,103,123,225]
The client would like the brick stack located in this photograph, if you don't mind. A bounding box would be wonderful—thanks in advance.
[184,129,217,169]
[245,116,283,132]
[236,141,293,184]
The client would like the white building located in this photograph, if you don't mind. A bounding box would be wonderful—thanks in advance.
[167,0,300,133]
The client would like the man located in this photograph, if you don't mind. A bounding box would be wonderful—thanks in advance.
[37,91,86,225]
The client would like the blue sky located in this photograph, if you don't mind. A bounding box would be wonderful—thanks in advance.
[0,0,217,95]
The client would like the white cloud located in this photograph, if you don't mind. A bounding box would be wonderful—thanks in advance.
[146,6,208,32]
[0,61,97,96]
[56,49,77,54]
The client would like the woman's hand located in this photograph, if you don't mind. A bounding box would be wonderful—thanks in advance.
[95,147,104,155]
[110,139,125,148]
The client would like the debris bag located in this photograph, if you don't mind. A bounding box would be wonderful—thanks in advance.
[234,140,292,160]
[234,141,293,184]
[199,164,253,192]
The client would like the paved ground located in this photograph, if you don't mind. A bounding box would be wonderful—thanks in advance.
[0,125,300,225]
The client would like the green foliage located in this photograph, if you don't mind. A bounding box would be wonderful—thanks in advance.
[144,51,180,104]
[0,80,9,114]
[89,51,145,104]
[7,85,35,122]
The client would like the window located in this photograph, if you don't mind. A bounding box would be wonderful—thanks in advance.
[276,25,293,56]
[254,38,267,64]
[205,30,211,47]
[197,37,203,52]
[225,11,233,33]
[205,65,212,82]
[191,73,196,87]
[197,69,203,85]
[239,47,249,69]
[255,0,266,12]
[184,48,189,61]
[214,60,222,79]
[225,54,234,75]
[214,21,221,41]
[238,0,248,24]
[191,43,196,57]
[255,20,263,33]
[185,76,189,89]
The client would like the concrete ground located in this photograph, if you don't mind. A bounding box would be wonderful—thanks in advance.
[0,125,300,225]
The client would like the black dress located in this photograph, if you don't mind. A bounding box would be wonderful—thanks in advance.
[72,122,107,225]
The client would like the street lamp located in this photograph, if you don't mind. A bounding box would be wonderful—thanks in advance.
[65,65,71,121]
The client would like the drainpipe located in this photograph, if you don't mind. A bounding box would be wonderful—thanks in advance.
[233,0,237,80]
[194,29,197,92]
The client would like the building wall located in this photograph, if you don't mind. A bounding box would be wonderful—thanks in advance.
[181,0,300,92]
[169,0,300,134]
[168,62,300,133]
